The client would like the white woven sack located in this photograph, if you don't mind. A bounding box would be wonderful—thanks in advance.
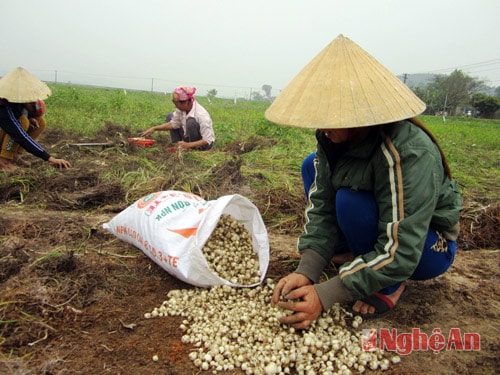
[103,190,269,287]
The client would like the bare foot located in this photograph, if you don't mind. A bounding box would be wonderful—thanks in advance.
[0,157,17,172]
[15,157,31,167]
[352,282,406,315]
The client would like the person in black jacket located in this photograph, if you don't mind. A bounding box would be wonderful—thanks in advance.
[0,67,70,171]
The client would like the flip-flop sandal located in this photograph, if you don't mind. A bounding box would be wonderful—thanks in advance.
[354,287,409,319]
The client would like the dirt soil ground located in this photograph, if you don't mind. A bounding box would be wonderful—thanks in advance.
[1,126,499,375]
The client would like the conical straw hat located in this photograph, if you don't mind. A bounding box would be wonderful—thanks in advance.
[265,34,426,129]
[0,67,51,103]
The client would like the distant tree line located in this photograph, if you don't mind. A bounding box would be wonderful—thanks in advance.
[216,72,500,118]
[250,85,274,102]
[205,86,275,102]
[412,69,500,118]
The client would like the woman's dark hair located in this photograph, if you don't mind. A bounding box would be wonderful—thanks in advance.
[409,117,452,179]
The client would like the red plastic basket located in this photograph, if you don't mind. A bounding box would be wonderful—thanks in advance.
[128,138,156,148]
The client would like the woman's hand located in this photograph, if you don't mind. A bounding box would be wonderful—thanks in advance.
[271,273,312,305]
[271,273,322,329]
[29,118,39,130]
[139,127,155,137]
[276,284,323,329]
[176,141,191,150]
[48,156,71,169]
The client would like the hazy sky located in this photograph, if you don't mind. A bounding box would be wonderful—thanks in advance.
[2,0,499,98]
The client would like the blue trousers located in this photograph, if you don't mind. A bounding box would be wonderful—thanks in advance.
[301,152,317,197]
[302,154,456,295]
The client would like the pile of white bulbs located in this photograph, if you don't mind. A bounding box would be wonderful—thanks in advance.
[145,279,400,374]
[201,214,261,285]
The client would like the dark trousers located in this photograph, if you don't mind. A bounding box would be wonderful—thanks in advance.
[169,116,212,150]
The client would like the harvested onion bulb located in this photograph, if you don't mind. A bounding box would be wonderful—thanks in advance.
[201,214,261,285]
[145,279,397,374]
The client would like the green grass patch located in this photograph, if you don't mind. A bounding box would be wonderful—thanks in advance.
[425,116,500,198]
[44,83,499,202]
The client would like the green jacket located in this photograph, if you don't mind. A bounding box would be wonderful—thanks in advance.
[296,120,462,307]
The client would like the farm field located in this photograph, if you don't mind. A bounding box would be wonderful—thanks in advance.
[1,85,499,374]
